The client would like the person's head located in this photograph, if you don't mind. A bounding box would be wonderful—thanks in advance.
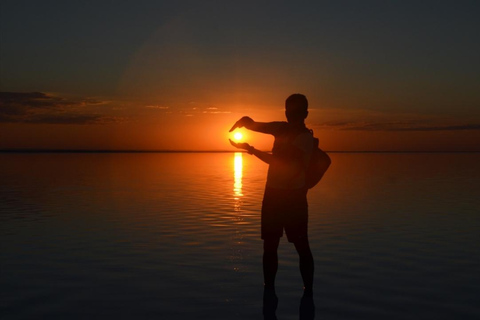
[285,93,308,123]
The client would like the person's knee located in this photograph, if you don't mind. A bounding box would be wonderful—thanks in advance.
[294,238,312,255]
[263,238,280,253]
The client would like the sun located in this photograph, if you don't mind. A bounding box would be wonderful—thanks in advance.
[233,132,243,141]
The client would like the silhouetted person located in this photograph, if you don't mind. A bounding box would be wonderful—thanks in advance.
[229,94,315,315]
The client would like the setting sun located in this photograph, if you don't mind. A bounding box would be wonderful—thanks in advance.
[234,132,243,141]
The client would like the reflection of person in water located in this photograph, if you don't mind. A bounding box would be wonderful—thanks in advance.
[229,94,315,306]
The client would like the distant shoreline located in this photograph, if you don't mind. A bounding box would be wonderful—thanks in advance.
[1,149,479,154]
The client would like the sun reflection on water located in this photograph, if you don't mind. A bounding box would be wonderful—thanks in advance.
[231,152,246,271]
[233,152,243,198]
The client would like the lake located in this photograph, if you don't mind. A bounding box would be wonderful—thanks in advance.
[1,152,479,319]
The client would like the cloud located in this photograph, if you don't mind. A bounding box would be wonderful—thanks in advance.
[319,121,480,131]
[140,100,232,116]
[145,105,169,109]
[0,92,119,124]
[309,107,480,132]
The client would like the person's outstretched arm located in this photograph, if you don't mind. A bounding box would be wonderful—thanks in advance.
[229,116,281,135]
[229,140,273,164]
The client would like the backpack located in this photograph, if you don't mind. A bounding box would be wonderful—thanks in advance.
[305,129,331,189]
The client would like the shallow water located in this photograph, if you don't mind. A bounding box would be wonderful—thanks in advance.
[1,152,479,319]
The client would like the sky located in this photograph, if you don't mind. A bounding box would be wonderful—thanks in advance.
[1,0,479,151]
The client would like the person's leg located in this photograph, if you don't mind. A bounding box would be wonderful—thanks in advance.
[263,237,280,290]
[293,237,314,296]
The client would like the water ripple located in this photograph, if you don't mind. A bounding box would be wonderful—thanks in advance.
[1,153,479,319]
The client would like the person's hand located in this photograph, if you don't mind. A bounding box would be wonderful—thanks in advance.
[229,139,252,152]
[229,116,253,132]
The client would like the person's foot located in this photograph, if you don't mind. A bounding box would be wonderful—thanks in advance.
[299,293,315,320]
[263,286,278,319]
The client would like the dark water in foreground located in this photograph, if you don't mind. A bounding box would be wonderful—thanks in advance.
[1,152,479,319]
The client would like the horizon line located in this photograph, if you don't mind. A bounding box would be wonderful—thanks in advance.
[1,149,479,154]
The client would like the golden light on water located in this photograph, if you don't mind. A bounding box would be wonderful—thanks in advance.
[233,152,243,197]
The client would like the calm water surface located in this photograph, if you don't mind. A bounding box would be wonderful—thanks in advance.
[1,152,479,319]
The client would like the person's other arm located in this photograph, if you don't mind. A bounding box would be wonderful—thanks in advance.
[229,140,273,164]
[248,145,273,164]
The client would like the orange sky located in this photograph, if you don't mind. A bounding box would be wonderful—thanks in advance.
[1,101,480,151]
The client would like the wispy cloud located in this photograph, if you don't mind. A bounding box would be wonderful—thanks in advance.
[310,107,480,132]
[187,102,231,115]
[140,101,232,116]
[145,105,169,110]
[315,122,480,131]
[343,123,480,131]
[0,92,120,124]
[318,121,480,132]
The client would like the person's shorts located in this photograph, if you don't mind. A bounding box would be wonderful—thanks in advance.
[261,187,308,243]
